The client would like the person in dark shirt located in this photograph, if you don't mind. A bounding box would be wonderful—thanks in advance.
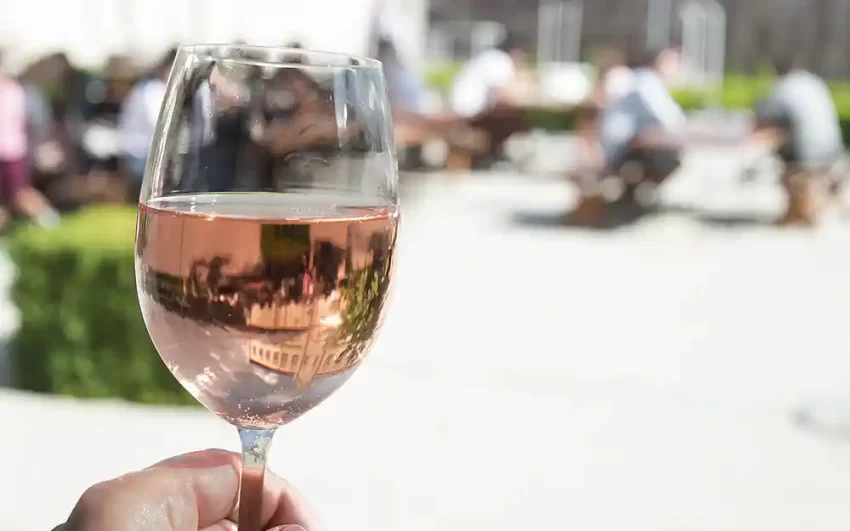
[187,61,252,193]
[251,68,340,190]
[377,38,425,116]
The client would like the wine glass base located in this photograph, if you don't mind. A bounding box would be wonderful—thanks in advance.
[794,401,850,440]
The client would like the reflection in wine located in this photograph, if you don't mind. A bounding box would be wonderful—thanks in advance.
[135,193,397,428]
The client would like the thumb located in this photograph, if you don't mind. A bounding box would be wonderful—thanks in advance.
[269,527,306,531]
[146,449,242,528]
[65,450,241,531]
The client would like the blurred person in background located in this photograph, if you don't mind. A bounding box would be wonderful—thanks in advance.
[53,53,91,143]
[118,48,177,200]
[19,54,84,186]
[564,44,687,224]
[183,60,216,191]
[375,36,486,168]
[449,33,526,118]
[598,45,686,193]
[573,46,635,177]
[593,46,635,106]
[755,54,843,175]
[0,51,59,229]
[20,68,66,181]
[181,56,260,193]
[377,37,426,118]
[376,37,446,137]
[376,37,428,143]
[17,54,73,197]
[449,33,533,167]
[753,54,844,224]
[21,79,53,152]
[211,59,254,191]
[251,67,342,189]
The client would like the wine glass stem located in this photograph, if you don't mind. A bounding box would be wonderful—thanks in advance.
[238,427,276,531]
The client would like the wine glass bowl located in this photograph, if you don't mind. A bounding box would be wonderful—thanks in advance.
[136,195,397,429]
[133,44,398,529]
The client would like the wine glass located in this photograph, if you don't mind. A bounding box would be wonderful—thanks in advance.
[134,44,398,530]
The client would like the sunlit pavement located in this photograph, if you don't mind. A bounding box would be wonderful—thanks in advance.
[4,145,850,530]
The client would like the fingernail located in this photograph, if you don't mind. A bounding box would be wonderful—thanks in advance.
[269,526,306,531]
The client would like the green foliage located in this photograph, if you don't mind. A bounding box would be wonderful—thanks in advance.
[425,63,462,97]
[423,63,850,144]
[8,206,195,405]
[337,249,393,366]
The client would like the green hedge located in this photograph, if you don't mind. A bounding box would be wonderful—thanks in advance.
[425,64,850,144]
[8,206,195,405]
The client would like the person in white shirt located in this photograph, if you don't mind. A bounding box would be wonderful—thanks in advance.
[591,48,635,105]
[118,48,176,199]
[573,47,635,178]
[450,35,525,118]
[448,34,534,167]
[604,65,636,103]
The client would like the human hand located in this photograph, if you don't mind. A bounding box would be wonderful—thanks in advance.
[55,449,321,531]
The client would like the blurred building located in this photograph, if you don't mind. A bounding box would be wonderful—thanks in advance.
[247,294,343,332]
[428,0,850,79]
[0,0,847,79]
[249,335,357,388]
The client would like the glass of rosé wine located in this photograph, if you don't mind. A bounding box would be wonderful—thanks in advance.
[134,44,398,531]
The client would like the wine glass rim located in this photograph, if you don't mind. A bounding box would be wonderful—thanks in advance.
[180,43,383,70]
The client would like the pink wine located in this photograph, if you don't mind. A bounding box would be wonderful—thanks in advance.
[136,192,398,429]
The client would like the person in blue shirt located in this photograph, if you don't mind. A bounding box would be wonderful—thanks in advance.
[377,38,426,117]
[754,54,845,225]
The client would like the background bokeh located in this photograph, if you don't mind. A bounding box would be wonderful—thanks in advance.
[2,1,850,530]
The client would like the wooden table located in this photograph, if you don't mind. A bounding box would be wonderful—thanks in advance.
[444,101,581,172]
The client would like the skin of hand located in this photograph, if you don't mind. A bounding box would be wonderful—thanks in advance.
[53,449,321,531]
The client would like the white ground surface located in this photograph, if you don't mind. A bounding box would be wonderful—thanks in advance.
[3,145,850,530]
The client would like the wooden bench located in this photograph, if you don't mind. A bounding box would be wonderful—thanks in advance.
[565,172,650,228]
[565,143,680,228]
[395,119,488,172]
[453,105,534,170]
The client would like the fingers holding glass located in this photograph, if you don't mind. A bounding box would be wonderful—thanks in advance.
[60,450,321,531]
